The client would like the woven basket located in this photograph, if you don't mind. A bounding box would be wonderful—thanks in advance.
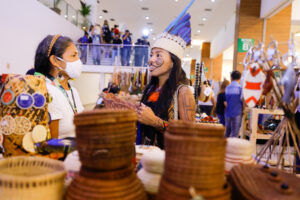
[0,156,66,200]
[66,173,147,200]
[79,166,133,180]
[74,109,137,170]
[157,178,231,200]
[167,120,225,138]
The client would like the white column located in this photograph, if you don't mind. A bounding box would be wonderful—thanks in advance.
[85,0,97,25]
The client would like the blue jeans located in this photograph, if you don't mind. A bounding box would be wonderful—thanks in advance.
[122,47,131,66]
[217,114,225,126]
[225,115,242,137]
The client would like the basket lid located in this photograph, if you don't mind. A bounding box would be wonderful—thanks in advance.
[167,120,225,138]
[74,109,137,126]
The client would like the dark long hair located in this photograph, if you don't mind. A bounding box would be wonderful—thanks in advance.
[34,35,73,77]
[141,53,189,120]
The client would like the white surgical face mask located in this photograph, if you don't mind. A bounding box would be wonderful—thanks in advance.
[56,57,82,79]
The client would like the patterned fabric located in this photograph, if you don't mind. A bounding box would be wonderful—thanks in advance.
[0,74,51,157]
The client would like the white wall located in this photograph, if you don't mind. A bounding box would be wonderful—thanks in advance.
[292,0,300,21]
[0,0,83,74]
[210,14,236,59]
[260,0,292,18]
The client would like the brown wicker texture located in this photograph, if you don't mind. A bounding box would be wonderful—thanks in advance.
[74,109,137,170]
[156,178,231,200]
[66,173,147,200]
[167,120,225,138]
[229,164,300,200]
[79,166,134,180]
[0,156,66,200]
[156,120,228,200]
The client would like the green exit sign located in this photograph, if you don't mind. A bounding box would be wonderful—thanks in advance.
[238,38,255,52]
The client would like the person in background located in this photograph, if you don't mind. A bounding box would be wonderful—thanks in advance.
[102,20,112,59]
[224,71,243,137]
[88,25,94,43]
[26,68,35,75]
[113,25,120,35]
[77,31,89,64]
[134,39,143,66]
[122,30,132,66]
[199,80,215,116]
[215,79,230,125]
[91,25,102,65]
[34,35,84,139]
[111,33,122,65]
[141,36,150,67]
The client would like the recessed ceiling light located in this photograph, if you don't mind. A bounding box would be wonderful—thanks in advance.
[175,0,179,2]
[99,15,103,19]
[153,37,156,40]
[72,15,75,18]
[150,28,153,32]
[64,15,68,18]
[145,16,150,20]
[202,17,207,21]
[186,54,189,57]
[197,30,201,33]
[211,0,215,2]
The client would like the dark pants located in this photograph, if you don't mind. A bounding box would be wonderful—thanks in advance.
[200,105,213,116]
[225,115,242,137]
[217,114,225,126]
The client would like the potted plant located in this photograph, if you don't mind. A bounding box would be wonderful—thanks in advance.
[80,0,91,29]
[51,0,62,15]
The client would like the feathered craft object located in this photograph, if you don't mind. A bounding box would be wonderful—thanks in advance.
[152,0,195,59]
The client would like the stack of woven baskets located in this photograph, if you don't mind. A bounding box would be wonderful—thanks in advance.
[156,120,231,200]
[66,109,147,200]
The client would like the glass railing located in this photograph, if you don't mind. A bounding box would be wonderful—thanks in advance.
[76,44,150,67]
[37,0,80,27]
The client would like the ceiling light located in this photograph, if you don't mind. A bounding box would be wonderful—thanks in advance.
[175,0,179,2]
[197,30,201,33]
[99,15,103,19]
[64,15,68,18]
[211,0,215,2]
[143,28,149,36]
[186,54,190,57]
[153,37,156,41]
[191,40,204,46]
[150,29,153,32]
[145,16,150,20]
[72,15,75,18]
[183,57,192,61]
[191,45,193,48]
[202,17,207,21]
[295,32,300,37]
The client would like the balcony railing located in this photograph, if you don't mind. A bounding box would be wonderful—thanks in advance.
[37,0,82,28]
[76,44,150,67]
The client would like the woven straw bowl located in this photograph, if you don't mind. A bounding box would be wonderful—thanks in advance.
[66,173,147,200]
[0,156,66,200]
[74,109,137,170]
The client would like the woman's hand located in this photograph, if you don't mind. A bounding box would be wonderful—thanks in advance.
[137,103,159,127]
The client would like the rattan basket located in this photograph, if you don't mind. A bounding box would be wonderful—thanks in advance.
[66,173,147,200]
[74,109,137,170]
[167,120,225,138]
[157,178,231,200]
[0,156,66,200]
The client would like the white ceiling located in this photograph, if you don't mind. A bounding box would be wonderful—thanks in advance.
[95,0,236,43]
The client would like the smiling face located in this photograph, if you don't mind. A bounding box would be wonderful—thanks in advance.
[148,48,173,77]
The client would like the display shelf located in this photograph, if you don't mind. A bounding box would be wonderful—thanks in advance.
[240,108,284,155]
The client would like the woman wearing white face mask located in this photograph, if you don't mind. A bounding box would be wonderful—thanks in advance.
[34,34,84,139]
